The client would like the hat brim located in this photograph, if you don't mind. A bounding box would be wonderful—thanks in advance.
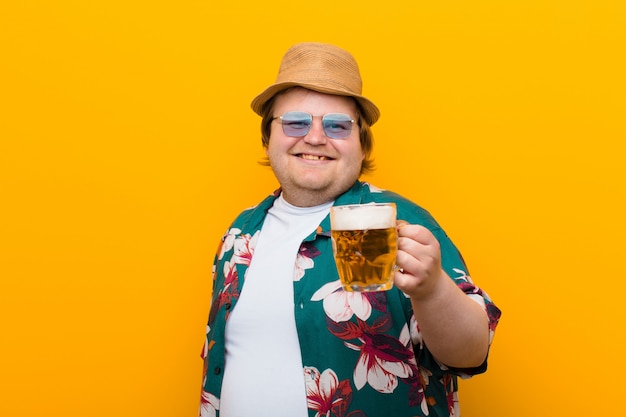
[251,82,380,126]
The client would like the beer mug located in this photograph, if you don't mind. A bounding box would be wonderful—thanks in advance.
[330,203,398,292]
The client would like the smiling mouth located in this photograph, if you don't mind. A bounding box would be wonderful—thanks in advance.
[298,154,333,161]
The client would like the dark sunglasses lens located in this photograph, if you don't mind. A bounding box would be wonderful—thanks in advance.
[280,112,312,137]
[323,114,354,139]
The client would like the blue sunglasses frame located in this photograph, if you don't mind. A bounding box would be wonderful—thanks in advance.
[274,111,355,139]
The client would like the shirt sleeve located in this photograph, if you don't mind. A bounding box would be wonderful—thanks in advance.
[430,227,502,378]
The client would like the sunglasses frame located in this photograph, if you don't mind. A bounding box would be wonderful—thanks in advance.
[274,111,356,139]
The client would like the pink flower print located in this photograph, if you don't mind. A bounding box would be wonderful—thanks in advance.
[294,251,314,282]
[222,260,238,288]
[304,367,356,417]
[231,231,259,266]
[199,390,219,417]
[343,322,416,394]
[295,242,322,281]
[219,228,241,260]
[311,281,372,322]
[208,261,239,325]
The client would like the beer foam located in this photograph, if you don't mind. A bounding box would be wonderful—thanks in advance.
[331,204,396,230]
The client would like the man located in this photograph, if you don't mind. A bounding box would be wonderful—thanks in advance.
[200,42,501,417]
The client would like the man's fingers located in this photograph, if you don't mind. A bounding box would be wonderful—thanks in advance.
[398,224,437,246]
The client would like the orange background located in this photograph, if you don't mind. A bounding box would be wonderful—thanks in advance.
[1,1,625,416]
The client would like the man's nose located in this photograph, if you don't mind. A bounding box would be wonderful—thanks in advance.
[302,120,328,145]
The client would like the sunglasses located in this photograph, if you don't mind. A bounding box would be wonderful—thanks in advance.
[274,111,355,139]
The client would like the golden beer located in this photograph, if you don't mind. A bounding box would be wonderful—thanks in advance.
[330,203,397,292]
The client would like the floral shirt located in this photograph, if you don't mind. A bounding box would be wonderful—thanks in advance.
[200,181,501,417]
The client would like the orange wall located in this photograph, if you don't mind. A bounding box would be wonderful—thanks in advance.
[1,1,624,416]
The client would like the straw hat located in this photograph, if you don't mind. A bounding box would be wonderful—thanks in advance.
[250,42,380,125]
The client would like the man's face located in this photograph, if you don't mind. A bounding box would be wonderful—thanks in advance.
[267,87,364,207]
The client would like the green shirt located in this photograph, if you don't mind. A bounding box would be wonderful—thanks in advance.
[200,181,501,417]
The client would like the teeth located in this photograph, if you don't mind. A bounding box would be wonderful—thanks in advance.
[301,154,327,161]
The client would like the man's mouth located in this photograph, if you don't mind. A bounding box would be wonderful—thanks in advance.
[298,154,332,161]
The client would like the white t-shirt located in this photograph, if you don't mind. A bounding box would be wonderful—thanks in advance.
[219,195,333,417]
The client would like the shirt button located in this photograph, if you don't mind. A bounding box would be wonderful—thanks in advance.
[214,367,222,375]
